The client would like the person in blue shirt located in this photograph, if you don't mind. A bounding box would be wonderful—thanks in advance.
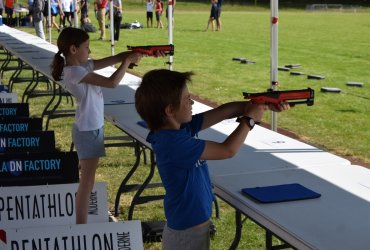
[135,69,290,249]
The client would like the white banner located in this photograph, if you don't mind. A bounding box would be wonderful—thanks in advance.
[0,182,108,229]
[2,220,143,250]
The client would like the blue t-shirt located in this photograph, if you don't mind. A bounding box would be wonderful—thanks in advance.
[146,114,214,230]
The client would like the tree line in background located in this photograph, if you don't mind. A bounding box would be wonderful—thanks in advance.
[184,0,369,7]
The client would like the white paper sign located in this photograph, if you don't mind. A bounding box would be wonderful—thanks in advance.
[2,220,143,250]
[0,93,17,104]
[0,182,108,229]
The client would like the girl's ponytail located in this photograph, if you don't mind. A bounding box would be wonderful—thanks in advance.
[51,51,64,81]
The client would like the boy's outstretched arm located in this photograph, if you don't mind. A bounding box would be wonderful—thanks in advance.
[201,101,247,130]
[200,102,290,161]
[200,102,266,160]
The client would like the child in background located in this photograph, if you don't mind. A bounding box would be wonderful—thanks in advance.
[135,69,290,249]
[205,0,217,32]
[155,0,163,29]
[51,27,142,224]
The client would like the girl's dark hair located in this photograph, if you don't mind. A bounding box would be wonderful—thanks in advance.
[51,27,89,81]
[135,69,194,131]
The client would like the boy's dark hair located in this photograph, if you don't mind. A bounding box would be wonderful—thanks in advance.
[51,27,89,81]
[135,69,194,131]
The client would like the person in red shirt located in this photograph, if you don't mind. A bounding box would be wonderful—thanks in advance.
[4,0,14,26]
[155,0,163,29]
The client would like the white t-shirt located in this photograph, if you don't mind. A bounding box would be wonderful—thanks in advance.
[61,0,73,12]
[63,60,104,131]
[146,1,153,12]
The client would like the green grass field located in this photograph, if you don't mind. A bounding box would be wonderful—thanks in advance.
[5,2,370,249]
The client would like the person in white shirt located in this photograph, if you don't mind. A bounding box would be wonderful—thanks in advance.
[146,0,153,28]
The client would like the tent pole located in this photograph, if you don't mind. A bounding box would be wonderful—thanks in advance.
[270,0,278,131]
[167,0,173,70]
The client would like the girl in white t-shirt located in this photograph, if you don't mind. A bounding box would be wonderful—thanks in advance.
[51,27,142,224]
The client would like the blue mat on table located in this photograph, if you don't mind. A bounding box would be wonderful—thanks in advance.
[242,183,321,203]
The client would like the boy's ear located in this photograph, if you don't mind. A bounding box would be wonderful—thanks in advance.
[164,104,174,117]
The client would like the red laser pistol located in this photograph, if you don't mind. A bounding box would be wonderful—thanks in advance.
[127,44,174,68]
[243,88,315,106]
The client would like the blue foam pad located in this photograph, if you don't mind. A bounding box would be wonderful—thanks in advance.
[242,183,321,203]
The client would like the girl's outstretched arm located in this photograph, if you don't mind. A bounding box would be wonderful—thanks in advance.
[92,51,139,70]
[81,52,142,88]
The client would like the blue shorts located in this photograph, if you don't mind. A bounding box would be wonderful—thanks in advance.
[72,124,106,160]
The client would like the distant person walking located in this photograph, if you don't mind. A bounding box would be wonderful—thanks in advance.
[33,0,45,39]
[44,0,63,32]
[155,0,163,29]
[95,0,107,39]
[146,0,153,28]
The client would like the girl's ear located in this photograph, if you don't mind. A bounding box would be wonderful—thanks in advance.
[70,45,77,54]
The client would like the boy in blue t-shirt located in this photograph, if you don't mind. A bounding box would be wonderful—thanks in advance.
[135,69,290,250]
